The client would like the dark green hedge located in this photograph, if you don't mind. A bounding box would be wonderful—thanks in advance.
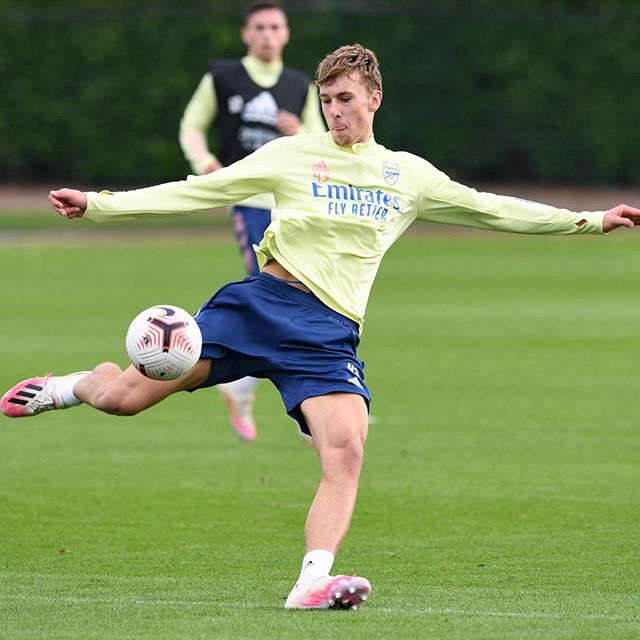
[2,0,640,185]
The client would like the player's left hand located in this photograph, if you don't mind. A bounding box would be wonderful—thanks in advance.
[602,204,640,233]
[277,110,301,136]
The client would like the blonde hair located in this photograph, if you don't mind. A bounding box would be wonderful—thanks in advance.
[315,44,382,94]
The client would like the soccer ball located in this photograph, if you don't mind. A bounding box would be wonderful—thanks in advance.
[125,305,202,380]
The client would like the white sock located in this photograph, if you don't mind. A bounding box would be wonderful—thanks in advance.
[219,376,260,396]
[53,372,90,408]
[297,549,334,586]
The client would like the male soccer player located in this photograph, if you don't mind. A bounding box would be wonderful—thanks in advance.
[3,45,640,610]
[180,1,325,442]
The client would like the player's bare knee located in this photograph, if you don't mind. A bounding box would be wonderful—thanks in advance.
[93,362,123,378]
[320,439,365,478]
[342,440,365,472]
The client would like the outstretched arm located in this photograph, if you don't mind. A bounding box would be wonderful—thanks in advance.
[49,189,87,219]
[602,204,640,233]
[47,135,290,224]
[414,160,640,236]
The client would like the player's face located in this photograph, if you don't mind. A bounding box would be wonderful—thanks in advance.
[241,8,290,63]
[319,73,382,147]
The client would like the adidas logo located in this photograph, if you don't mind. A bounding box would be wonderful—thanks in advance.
[347,363,363,388]
[8,382,43,406]
[242,91,279,126]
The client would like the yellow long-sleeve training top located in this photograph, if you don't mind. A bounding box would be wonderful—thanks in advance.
[86,132,605,330]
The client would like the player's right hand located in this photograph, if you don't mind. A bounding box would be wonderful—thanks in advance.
[49,189,88,218]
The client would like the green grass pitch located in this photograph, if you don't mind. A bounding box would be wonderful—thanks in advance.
[0,227,639,639]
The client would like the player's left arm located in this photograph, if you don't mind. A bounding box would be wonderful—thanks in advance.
[413,159,638,235]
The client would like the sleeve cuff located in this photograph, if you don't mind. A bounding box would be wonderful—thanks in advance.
[578,211,606,234]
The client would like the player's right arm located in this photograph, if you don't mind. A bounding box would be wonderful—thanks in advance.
[49,136,294,222]
[178,73,222,175]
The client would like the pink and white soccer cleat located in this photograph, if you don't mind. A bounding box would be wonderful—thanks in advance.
[1,372,88,418]
[219,386,257,442]
[1,376,61,418]
[284,575,371,610]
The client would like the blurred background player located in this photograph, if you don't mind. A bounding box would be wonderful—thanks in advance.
[179,1,325,442]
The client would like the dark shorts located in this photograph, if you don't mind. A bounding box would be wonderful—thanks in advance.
[192,272,370,434]
[231,205,272,276]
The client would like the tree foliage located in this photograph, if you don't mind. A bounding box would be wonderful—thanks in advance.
[2,1,639,184]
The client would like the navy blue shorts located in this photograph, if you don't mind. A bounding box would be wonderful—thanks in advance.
[231,205,271,276]
[192,272,370,434]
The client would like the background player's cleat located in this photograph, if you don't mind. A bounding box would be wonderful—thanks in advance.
[1,376,61,418]
[219,385,257,442]
[284,574,371,610]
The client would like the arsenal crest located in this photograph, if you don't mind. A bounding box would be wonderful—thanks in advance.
[382,162,400,185]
